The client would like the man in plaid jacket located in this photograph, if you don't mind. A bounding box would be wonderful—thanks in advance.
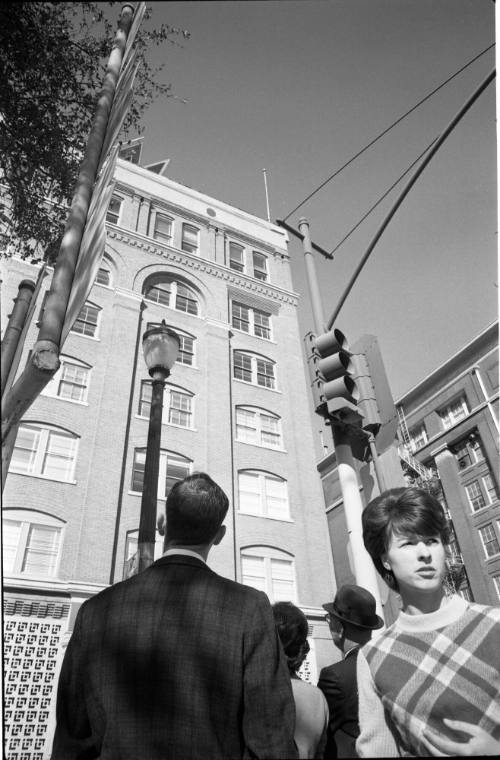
[52,472,297,759]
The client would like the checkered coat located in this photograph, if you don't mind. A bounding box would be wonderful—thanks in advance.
[356,596,500,757]
[51,554,297,759]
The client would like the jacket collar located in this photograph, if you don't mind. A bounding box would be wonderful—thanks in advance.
[151,554,209,571]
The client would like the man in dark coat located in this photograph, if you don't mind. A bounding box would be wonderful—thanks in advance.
[317,585,383,759]
[52,472,297,759]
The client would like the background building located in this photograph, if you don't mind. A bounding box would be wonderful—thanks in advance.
[1,157,337,759]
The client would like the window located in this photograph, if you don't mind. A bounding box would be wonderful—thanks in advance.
[238,471,289,519]
[181,223,199,254]
[147,323,195,366]
[465,481,487,512]
[440,396,469,429]
[10,424,78,482]
[233,351,276,389]
[3,510,63,577]
[154,213,173,244]
[145,279,199,316]
[252,252,268,281]
[408,424,428,453]
[123,529,164,578]
[451,433,485,470]
[131,449,191,497]
[71,302,101,338]
[478,523,500,558]
[42,357,90,403]
[232,302,271,339]
[229,242,244,272]
[241,548,296,602]
[139,382,193,428]
[483,473,499,503]
[235,407,282,448]
[493,575,500,602]
[106,195,122,225]
[95,264,111,286]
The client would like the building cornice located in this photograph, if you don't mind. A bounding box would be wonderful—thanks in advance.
[108,228,299,306]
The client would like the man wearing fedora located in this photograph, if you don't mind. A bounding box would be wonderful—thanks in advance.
[318,584,383,759]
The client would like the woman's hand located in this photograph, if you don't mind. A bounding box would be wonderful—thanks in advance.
[421,719,500,756]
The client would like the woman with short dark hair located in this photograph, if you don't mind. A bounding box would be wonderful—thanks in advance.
[273,602,329,759]
[356,487,500,757]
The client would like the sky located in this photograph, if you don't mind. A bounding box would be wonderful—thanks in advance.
[133,0,496,399]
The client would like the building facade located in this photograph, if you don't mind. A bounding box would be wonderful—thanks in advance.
[397,321,499,605]
[1,158,337,758]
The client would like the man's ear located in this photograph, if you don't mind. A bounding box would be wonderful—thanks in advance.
[213,524,226,545]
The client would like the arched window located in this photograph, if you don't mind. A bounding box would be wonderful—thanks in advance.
[10,423,79,482]
[240,546,296,603]
[3,509,64,578]
[233,351,276,389]
[145,278,199,316]
[238,470,289,519]
[106,194,122,225]
[139,381,194,429]
[42,355,91,403]
[235,407,282,448]
[131,449,191,498]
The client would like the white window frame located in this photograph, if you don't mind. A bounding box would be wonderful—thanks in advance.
[131,449,192,498]
[138,381,194,429]
[153,211,174,245]
[42,356,91,403]
[483,473,499,504]
[465,480,487,512]
[408,424,428,453]
[252,251,268,281]
[229,241,245,272]
[106,194,123,225]
[238,470,290,519]
[70,301,101,339]
[10,423,79,482]
[145,279,199,317]
[493,574,500,602]
[478,523,500,559]
[440,396,469,429]
[241,547,296,603]
[146,323,195,366]
[235,406,282,449]
[181,223,199,255]
[2,509,64,579]
[233,351,276,390]
[231,301,271,340]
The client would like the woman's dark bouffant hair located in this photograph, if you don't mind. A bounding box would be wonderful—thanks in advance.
[362,487,450,592]
[272,601,310,675]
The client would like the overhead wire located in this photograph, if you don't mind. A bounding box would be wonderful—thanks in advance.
[328,135,439,255]
[282,42,495,222]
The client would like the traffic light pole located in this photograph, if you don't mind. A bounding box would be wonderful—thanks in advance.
[298,217,384,620]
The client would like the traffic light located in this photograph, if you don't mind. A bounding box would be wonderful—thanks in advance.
[306,328,364,426]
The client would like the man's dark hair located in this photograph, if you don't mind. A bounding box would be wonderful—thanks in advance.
[362,487,450,591]
[272,601,310,675]
[166,472,229,545]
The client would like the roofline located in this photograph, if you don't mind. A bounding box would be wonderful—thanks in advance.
[396,320,498,404]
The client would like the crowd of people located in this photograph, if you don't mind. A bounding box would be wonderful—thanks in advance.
[51,473,500,758]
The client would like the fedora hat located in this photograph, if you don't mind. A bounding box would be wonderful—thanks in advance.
[322,584,384,630]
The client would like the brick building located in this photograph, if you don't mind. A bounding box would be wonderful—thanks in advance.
[1,157,337,758]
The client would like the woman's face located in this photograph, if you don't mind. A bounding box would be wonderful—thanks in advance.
[382,530,447,599]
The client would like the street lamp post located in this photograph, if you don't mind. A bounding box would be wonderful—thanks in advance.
[137,320,180,574]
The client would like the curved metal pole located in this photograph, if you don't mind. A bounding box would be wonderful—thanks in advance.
[327,69,495,330]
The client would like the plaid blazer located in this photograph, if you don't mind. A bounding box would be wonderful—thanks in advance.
[52,555,297,759]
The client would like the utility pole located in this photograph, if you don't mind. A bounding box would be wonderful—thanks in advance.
[298,217,384,620]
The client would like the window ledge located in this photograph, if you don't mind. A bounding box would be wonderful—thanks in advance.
[238,511,294,523]
[69,333,101,342]
[40,395,89,407]
[233,378,282,394]
[232,327,276,344]
[7,471,77,485]
[235,440,287,453]
[134,414,196,431]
